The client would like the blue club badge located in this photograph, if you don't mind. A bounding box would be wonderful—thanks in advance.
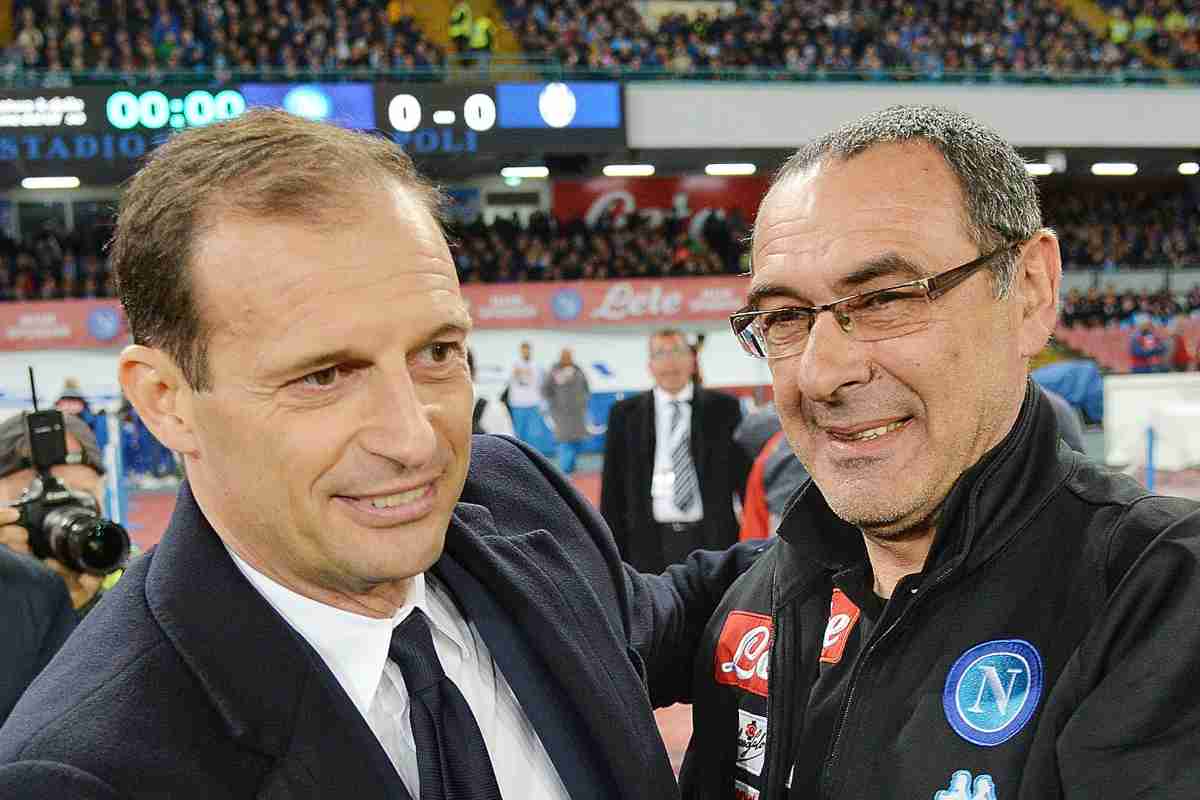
[87,308,122,341]
[551,288,583,321]
[943,639,1043,746]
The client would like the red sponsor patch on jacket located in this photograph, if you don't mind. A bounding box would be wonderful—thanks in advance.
[820,588,861,665]
[715,611,772,697]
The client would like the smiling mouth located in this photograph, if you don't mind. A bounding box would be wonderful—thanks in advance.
[826,418,912,442]
[363,487,430,508]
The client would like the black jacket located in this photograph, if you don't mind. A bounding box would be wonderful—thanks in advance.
[0,435,757,799]
[601,385,751,573]
[0,549,75,724]
[681,383,1200,799]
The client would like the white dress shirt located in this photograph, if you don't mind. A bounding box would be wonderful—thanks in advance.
[227,549,570,800]
[507,358,545,408]
[651,383,704,524]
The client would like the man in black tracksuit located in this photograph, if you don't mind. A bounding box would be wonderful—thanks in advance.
[685,105,1200,799]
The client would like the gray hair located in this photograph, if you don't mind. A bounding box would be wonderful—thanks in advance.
[763,104,1042,297]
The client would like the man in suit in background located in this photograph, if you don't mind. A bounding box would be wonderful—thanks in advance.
[0,110,754,799]
[601,329,752,574]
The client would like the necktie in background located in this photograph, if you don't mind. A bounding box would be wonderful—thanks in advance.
[671,400,698,511]
[389,609,502,800]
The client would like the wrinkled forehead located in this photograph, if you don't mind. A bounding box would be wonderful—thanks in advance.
[750,146,971,291]
[755,145,966,245]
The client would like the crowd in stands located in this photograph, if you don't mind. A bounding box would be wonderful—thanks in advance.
[501,0,1155,77]
[7,0,446,79]
[0,222,113,301]
[7,186,1200,298]
[1101,0,1200,70]
[1043,188,1200,270]
[9,0,1200,80]
[447,206,750,283]
[1061,284,1200,328]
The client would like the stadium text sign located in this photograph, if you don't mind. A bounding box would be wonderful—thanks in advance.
[0,300,127,352]
[461,276,747,330]
[0,279,747,353]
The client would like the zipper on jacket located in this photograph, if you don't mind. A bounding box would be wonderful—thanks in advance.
[763,601,800,800]
[818,564,957,799]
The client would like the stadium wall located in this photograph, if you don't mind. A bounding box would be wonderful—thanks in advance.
[626,84,1200,149]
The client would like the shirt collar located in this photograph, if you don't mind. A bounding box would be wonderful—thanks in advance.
[654,382,694,408]
[225,547,470,718]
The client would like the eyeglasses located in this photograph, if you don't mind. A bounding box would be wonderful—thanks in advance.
[729,243,1021,360]
[651,346,692,361]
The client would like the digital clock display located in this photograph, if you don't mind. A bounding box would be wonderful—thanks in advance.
[105,89,247,131]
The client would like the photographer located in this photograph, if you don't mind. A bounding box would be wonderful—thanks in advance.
[0,411,121,723]
[0,413,114,611]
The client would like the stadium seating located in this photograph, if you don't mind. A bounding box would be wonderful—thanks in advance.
[9,0,446,75]
[499,0,1166,76]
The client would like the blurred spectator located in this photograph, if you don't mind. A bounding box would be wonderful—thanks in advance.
[1167,317,1194,370]
[1130,317,1169,372]
[505,340,545,444]
[738,429,810,541]
[468,12,496,65]
[541,347,591,474]
[449,0,472,53]
[467,349,514,435]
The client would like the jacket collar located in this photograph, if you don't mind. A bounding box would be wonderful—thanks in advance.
[145,482,313,757]
[776,381,1073,596]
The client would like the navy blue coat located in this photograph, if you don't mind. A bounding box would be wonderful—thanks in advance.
[0,435,756,799]
[0,549,75,725]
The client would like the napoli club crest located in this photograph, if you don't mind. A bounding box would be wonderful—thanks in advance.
[943,639,1043,746]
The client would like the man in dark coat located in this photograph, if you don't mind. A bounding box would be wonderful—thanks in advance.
[0,110,755,800]
[601,329,752,573]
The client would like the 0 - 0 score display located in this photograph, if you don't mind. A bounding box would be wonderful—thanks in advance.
[387,92,497,132]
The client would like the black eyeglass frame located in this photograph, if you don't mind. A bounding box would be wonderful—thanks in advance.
[728,242,1024,360]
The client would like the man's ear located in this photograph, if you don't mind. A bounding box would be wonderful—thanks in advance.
[1014,230,1063,360]
[118,345,200,456]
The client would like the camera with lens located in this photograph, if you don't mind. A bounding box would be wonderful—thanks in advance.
[9,408,130,576]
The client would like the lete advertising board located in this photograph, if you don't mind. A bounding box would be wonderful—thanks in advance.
[461,275,749,330]
[0,278,750,354]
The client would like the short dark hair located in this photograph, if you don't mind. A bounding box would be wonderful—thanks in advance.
[764,104,1041,297]
[111,108,444,390]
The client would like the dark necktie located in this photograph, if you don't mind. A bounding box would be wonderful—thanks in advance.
[670,400,698,511]
[389,609,502,800]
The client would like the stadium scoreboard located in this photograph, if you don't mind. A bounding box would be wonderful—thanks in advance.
[0,80,626,183]
[374,81,625,155]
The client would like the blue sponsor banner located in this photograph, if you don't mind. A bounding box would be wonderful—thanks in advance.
[495,82,621,129]
[239,83,376,129]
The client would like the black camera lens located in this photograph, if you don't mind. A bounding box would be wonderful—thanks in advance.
[44,507,131,576]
